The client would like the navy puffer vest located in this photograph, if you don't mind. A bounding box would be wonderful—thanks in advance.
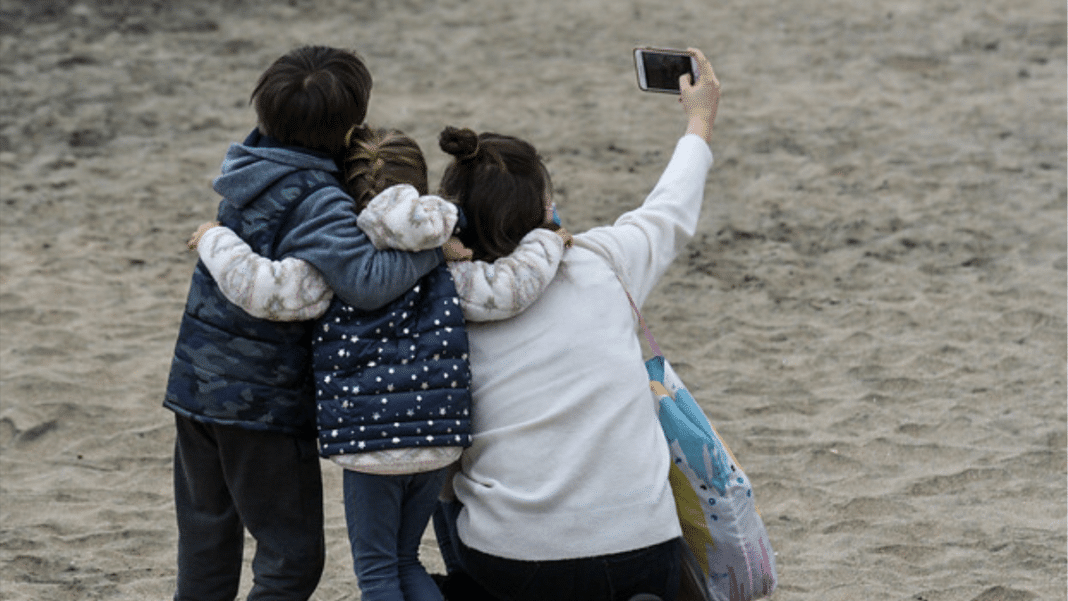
[314,263,473,457]
[164,169,338,437]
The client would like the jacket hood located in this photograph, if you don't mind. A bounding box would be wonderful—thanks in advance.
[213,129,341,208]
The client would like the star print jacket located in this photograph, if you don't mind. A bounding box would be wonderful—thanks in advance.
[314,263,473,457]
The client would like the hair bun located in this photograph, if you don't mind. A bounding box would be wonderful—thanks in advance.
[439,126,480,161]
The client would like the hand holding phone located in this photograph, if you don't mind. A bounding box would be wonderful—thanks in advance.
[679,48,720,142]
[633,47,698,94]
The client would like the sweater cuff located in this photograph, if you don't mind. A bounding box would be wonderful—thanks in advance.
[196,226,228,261]
[678,133,714,169]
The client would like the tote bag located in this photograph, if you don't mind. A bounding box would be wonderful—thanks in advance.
[623,289,778,601]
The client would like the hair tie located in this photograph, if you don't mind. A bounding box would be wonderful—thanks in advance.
[344,123,373,148]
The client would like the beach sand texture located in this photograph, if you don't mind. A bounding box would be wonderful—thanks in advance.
[1,0,1065,599]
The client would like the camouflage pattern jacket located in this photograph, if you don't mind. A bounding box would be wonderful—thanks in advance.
[163,167,335,437]
[164,130,440,437]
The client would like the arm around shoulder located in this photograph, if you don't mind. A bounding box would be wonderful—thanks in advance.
[275,186,442,310]
[197,225,333,321]
[449,228,566,322]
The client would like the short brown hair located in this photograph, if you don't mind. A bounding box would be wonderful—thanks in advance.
[438,126,552,262]
[342,126,428,213]
[251,46,372,155]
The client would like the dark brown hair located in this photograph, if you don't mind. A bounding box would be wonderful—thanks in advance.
[342,126,428,213]
[251,46,373,155]
[438,126,553,262]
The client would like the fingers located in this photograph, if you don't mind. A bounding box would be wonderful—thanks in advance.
[679,72,693,93]
[555,227,574,249]
[188,221,219,251]
[442,237,473,262]
[687,48,719,89]
[679,48,720,141]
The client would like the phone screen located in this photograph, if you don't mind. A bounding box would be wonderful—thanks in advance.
[641,52,693,91]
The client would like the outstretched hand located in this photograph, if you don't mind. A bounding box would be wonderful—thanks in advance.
[679,48,720,142]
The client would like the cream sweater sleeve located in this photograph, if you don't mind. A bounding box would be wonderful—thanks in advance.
[197,226,333,321]
[449,229,565,322]
[356,184,458,251]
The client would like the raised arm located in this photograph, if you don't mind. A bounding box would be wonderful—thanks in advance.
[449,228,569,322]
[576,48,720,307]
[194,224,333,321]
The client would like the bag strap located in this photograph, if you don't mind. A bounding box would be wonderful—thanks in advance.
[619,282,663,358]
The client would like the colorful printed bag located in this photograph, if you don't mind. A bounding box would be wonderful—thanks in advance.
[648,355,778,601]
[623,289,778,601]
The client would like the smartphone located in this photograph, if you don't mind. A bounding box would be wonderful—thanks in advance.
[634,47,698,94]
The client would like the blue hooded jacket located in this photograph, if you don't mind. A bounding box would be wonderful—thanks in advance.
[164,130,441,436]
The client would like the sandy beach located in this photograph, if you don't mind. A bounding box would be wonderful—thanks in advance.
[1,0,1065,599]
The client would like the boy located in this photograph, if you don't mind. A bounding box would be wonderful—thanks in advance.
[163,46,441,601]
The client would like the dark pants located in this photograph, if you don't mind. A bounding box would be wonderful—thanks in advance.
[172,414,325,601]
[433,500,681,601]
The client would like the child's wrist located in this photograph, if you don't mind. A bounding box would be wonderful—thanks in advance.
[554,227,574,249]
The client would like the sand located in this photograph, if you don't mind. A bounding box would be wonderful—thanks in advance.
[1,0,1065,599]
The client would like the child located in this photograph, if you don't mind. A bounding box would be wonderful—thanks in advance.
[190,125,571,601]
[163,46,444,601]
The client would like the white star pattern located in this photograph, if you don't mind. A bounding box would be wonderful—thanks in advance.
[313,276,474,458]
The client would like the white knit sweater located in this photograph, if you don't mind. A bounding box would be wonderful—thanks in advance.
[451,134,713,561]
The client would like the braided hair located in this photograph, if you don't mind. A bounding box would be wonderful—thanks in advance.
[342,125,429,213]
[438,126,554,262]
